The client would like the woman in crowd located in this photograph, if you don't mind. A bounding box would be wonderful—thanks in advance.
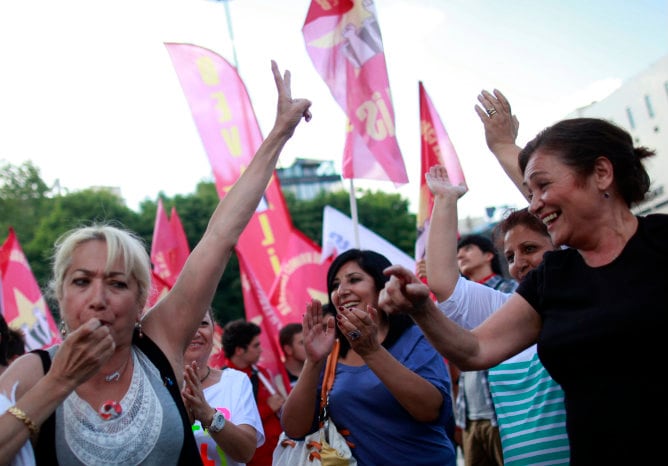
[0,59,312,465]
[281,249,456,466]
[425,164,568,465]
[182,308,264,466]
[380,117,667,465]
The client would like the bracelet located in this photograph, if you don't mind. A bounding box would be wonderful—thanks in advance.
[7,406,39,437]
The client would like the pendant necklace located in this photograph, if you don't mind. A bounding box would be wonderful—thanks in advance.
[104,357,130,383]
[200,366,211,383]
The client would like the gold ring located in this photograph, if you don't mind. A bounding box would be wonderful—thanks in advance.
[487,108,497,116]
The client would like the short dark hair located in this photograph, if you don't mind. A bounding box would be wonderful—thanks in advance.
[279,323,302,354]
[6,328,26,361]
[457,234,502,276]
[0,314,9,366]
[519,118,655,206]
[492,208,551,251]
[222,319,261,359]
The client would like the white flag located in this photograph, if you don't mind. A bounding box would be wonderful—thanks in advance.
[321,206,416,271]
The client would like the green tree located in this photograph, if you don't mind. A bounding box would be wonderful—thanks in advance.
[286,188,417,256]
[0,161,52,248]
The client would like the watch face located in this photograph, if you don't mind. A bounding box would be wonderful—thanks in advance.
[209,411,226,433]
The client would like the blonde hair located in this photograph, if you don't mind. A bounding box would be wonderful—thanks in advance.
[49,224,152,307]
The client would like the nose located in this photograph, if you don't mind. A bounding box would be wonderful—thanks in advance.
[528,194,543,216]
[89,280,108,310]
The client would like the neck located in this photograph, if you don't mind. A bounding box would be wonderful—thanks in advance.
[284,359,304,376]
[467,267,495,283]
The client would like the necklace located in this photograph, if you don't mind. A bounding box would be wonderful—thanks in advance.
[104,356,131,383]
[199,366,211,383]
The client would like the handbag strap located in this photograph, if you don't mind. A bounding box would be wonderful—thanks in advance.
[319,339,340,415]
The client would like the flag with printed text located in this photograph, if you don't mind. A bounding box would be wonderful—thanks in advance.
[416,81,466,260]
[303,0,408,184]
[165,43,330,384]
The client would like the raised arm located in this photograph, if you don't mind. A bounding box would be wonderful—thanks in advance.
[144,61,312,367]
[424,165,467,302]
[281,299,334,438]
[474,89,527,200]
[379,265,539,370]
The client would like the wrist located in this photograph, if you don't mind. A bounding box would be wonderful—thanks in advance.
[202,407,216,430]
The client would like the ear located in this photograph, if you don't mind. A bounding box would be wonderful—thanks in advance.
[283,344,293,357]
[593,156,614,191]
[483,251,495,264]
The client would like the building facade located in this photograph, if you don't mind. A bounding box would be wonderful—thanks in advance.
[568,54,668,214]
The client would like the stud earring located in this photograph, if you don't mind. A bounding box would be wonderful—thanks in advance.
[603,192,610,199]
[59,321,68,338]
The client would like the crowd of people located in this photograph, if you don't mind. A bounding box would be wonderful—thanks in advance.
[1,58,665,466]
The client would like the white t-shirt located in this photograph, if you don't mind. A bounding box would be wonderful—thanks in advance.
[192,367,265,466]
[437,276,570,465]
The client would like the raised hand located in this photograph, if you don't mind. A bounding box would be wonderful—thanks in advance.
[474,88,519,153]
[426,164,468,200]
[302,299,336,364]
[271,60,312,138]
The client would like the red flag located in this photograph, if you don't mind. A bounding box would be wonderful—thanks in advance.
[239,254,292,397]
[415,82,466,260]
[0,228,60,350]
[148,200,190,307]
[303,0,408,185]
[165,43,330,388]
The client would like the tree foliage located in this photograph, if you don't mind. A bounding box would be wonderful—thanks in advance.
[1,162,417,325]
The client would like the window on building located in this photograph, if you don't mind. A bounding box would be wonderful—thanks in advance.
[626,107,635,129]
[644,95,655,118]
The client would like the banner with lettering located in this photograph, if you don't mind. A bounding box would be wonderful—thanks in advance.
[416,81,466,260]
[303,0,408,185]
[165,43,330,379]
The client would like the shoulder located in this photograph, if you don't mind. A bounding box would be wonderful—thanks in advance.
[0,352,47,401]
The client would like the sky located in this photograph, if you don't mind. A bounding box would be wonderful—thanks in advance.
[0,0,667,222]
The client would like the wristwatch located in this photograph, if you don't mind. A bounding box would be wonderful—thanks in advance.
[206,410,226,433]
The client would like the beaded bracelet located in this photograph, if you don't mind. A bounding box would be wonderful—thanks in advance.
[7,406,39,437]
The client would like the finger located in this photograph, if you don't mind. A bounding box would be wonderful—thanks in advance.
[474,105,488,122]
[493,89,510,112]
[283,69,292,99]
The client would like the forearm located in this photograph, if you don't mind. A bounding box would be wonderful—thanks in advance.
[280,358,323,437]
[491,142,527,199]
[426,193,461,301]
[208,422,257,463]
[363,347,443,423]
[0,372,73,462]
[409,300,485,371]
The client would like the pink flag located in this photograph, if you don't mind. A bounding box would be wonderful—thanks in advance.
[0,228,60,350]
[165,43,331,387]
[150,199,190,288]
[303,0,408,185]
[148,199,190,307]
[416,82,466,260]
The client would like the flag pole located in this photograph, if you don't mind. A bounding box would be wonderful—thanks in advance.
[213,0,240,70]
[348,179,361,249]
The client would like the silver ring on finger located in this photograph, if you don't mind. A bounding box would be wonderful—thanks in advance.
[347,329,361,340]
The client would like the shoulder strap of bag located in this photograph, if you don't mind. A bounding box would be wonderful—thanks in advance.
[319,339,340,418]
